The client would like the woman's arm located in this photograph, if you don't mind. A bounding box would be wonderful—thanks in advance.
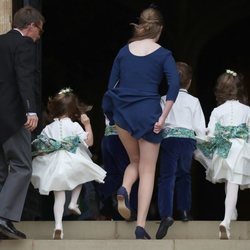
[154,100,174,134]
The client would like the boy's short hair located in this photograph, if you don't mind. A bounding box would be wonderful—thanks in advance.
[176,62,192,89]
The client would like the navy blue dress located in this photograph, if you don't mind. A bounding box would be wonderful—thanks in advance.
[102,45,179,143]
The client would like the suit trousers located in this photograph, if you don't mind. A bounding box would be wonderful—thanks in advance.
[0,127,32,222]
[98,135,138,211]
[157,137,196,219]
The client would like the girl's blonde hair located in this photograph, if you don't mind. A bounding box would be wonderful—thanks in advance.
[128,7,164,43]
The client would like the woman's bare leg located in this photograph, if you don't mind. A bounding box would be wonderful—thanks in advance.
[137,139,160,227]
[116,125,140,194]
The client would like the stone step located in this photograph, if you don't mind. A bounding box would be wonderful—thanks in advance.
[1,239,250,250]
[12,220,250,240]
[1,221,250,250]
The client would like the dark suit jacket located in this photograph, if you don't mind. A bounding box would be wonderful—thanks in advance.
[0,29,38,144]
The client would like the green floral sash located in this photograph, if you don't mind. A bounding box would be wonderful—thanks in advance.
[162,127,195,139]
[32,134,81,157]
[197,123,249,159]
[104,125,118,136]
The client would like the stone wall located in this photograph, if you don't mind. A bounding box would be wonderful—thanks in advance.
[0,0,12,34]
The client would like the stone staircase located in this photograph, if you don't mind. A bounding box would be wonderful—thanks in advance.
[1,220,250,249]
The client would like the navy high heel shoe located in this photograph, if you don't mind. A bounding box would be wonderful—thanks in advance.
[117,186,131,220]
[135,226,151,239]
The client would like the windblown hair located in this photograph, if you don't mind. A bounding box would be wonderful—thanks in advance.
[13,5,45,29]
[128,7,164,43]
[176,62,192,89]
[47,92,88,121]
[215,71,248,105]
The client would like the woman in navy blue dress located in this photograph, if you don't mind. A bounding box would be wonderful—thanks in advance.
[102,6,179,239]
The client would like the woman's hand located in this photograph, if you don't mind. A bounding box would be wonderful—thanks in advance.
[154,100,174,134]
[153,116,164,134]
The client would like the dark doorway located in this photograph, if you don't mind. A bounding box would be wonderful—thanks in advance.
[18,0,250,221]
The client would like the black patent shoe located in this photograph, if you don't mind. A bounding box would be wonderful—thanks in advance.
[156,217,174,239]
[179,210,192,222]
[135,226,151,239]
[0,218,26,239]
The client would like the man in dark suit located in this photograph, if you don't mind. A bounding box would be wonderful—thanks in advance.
[0,6,45,239]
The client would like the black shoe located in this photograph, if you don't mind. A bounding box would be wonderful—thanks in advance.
[156,217,174,239]
[0,232,10,240]
[179,210,192,222]
[0,218,26,239]
[135,226,151,239]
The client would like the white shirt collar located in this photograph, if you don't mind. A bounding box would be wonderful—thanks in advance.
[13,28,24,36]
[179,88,188,93]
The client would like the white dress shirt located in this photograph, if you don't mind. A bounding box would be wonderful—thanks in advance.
[161,89,206,136]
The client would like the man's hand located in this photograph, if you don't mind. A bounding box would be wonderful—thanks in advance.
[24,114,38,131]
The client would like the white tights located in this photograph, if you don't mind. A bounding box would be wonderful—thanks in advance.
[53,184,82,229]
[69,184,82,207]
[222,181,239,227]
[53,191,65,230]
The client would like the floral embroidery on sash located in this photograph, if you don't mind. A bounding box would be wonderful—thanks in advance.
[104,125,118,136]
[32,135,81,157]
[197,123,249,159]
[162,127,195,139]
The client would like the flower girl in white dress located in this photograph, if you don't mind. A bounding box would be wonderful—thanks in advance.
[194,70,250,240]
[31,88,106,239]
